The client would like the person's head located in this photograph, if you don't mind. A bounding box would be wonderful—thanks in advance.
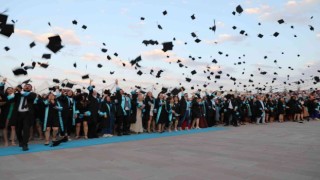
[138,93,144,101]
[67,90,74,97]
[120,89,124,95]
[158,93,164,100]
[184,93,188,99]
[147,91,153,98]
[173,96,179,103]
[23,84,32,92]
[92,90,98,97]
[48,93,55,101]
[168,96,174,104]
[5,87,14,95]
[256,95,261,101]
[280,97,285,102]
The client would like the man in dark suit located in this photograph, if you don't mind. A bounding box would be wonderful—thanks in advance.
[87,80,100,138]
[255,95,266,124]
[12,83,37,151]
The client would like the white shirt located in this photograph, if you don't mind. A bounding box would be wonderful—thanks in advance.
[228,100,233,109]
[18,97,29,112]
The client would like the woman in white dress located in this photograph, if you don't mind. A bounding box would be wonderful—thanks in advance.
[131,93,145,133]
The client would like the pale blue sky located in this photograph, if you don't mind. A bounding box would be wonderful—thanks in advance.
[0,0,319,93]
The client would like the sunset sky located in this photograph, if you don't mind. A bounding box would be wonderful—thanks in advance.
[0,0,319,94]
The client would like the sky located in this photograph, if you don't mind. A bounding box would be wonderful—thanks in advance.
[0,0,320,94]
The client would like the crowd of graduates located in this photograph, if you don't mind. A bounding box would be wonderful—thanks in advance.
[0,78,319,151]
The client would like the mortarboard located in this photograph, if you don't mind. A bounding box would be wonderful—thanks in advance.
[239,30,245,35]
[236,5,243,14]
[46,35,63,53]
[309,25,314,31]
[82,25,87,29]
[137,70,143,76]
[191,70,197,75]
[72,20,77,25]
[0,24,14,37]
[162,10,167,15]
[130,55,142,66]
[4,46,9,51]
[101,48,107,53]
[156,70,163,78]
[97,64,103,68]
[232,26,237,30]
[209,19,216,33]
[260,71,267,75]
[191,14,195,20]
[191,32,197,38]
[114,52,118,56]
[12,67,28,76]
[73,62,77,68]
[29,41,36,48]
[278,19,285,24]
[38,62,49,68]
[66,82,74,89]
[195,38,201,43]
[161,87,168,93]
[0,14,8,26]
[53,79,60,83]
[42,54,51,59]
[110,71,115,74]
[82,74,89,79]
[107,55,111,60]
[157,24,163,29]
[258,34,263,38]
[215,75,220,79]
[186,77,191,82]
[162,42,173,52]
[140,17,145,20]
[273,32,279,37]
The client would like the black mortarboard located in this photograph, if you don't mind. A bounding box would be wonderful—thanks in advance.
[104,89,111,95]
[21,62,24,67]
[0,14,8,26]
[4,46,9,51]
[102,80,106,83]
[278,19,285,24]
[76,89,81,93]
[82,74,89,79]
[232,26,237,30]
[114,52,118,56]
[191,14,195,20]
[53,79,60,83]
[66,82,74,89]
[162,42,173,52]
[140,17,145,20]
[162,10,167,15]
[157,24,163,29]
[72,20,77,25]
[240,30,245,35]
[309,25,314,31]
[137,70,143,76]
[29,41,36,48]
[101,48,107,53]
[258,34,263,38]
[212,59,217,63]
[156,70,163,78]
[42,54,51,59]
[73,62,77,68]
[236,5,243,14]
[130,55,142,66]
[97,64,103,68]
[82,25,87,29]
[215,75,220,79]
[161,87,168,93]
[191,32,197,37]
[314,76,319,82]
[46,35,63,53]
[186,77,191,82]
[217,70,222,74]
[191,70,197,75]
[195,38,201,43]
[209,19,216,33]
[38,62,49,68]
[12,67,27,76]
[0,24,14,37]
[107,55,111,60]
[260,71,267,75]
[273,32,279,37]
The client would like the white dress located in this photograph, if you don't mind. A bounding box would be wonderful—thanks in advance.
[130,101,144,133]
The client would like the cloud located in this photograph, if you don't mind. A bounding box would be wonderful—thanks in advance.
[81,53,102,62]
[142,49,175,60]
[205,34,246,44]
[246,0,320,23]
[317,33,320,39]
[16,27,82,45]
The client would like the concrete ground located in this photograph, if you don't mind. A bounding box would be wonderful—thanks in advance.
[0,121,319,180]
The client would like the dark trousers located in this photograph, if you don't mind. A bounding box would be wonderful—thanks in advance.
[88,114,98,138]
[116,112,130,134]
[16,112,32,146]
[224,110,232,125]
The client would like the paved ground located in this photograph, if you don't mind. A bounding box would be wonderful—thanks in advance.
[0,121,320,180]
